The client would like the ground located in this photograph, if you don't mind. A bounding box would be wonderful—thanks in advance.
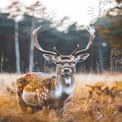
[0,72,122,122]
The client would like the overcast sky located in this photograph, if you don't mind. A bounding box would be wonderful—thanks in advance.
[0,0,117,29]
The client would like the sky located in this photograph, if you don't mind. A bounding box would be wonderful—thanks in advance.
[41,0,117,25]
[0,0,117,30]
[41,0,98,24]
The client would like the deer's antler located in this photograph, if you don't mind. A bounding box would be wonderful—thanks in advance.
[73,26,95,56]
[33,26,59,56]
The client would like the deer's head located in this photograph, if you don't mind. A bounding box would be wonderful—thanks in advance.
[33,26,95,88]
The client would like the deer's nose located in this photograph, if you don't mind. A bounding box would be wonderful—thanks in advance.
[63,68,72,73]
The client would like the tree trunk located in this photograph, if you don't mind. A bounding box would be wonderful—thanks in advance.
[15,21,21,73]
[29,17,36,72]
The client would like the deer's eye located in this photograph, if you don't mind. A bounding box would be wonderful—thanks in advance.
[71,61,76,64]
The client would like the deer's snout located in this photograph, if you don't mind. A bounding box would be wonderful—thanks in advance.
[62,67,72,73]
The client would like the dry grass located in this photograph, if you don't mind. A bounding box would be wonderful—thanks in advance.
[0,72,122,122]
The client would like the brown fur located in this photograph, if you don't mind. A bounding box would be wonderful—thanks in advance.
[16,73,56,112]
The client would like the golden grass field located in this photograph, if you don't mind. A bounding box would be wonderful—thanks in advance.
[0,72,122,122]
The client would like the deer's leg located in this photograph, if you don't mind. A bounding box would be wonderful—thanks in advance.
[64,94,72,105]
[55,107,64,118]
[43,106,50,116]
[17,95,28,112]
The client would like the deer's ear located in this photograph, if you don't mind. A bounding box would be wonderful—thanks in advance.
[43,54,57,63]
[75,53,89,62]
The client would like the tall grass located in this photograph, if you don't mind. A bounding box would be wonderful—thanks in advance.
[0,72,122,122]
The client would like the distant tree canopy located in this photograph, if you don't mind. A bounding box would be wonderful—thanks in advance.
[95,16,122,48]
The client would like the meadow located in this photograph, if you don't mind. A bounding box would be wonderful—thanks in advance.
[0,72,122,122]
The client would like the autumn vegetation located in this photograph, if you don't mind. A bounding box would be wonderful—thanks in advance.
[0,72,122,122]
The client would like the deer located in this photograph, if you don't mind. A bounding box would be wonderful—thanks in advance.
[16,26,95,115]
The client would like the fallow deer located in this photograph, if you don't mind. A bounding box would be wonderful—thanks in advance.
[16,26,95,114]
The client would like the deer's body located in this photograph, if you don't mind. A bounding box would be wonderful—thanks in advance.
[16,26,95,113]
[17,72,75,111]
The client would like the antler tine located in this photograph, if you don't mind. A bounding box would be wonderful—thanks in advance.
[74,26,95,56]
[71,44,79,55]
[54,46,61,56]
[32,26,57,55]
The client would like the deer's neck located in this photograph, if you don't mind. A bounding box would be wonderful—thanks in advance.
[52,73,75,99]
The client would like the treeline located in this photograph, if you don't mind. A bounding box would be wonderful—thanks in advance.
[0,14,111,73]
